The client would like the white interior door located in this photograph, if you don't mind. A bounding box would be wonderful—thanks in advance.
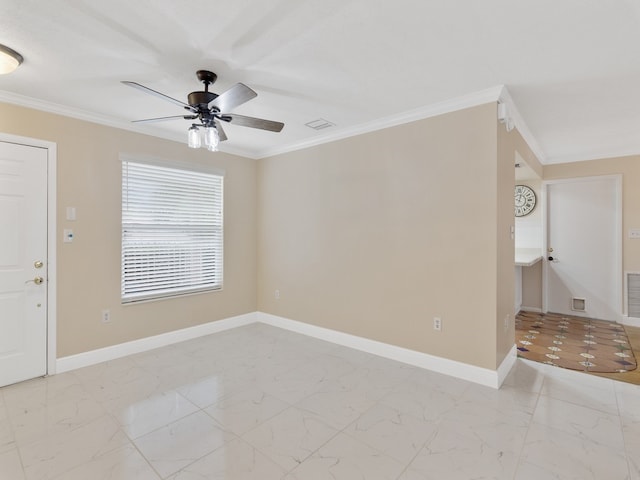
[0,141,48,387]
[544,176,621,321]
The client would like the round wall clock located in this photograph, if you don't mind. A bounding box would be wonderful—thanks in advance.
[514,184,536,217]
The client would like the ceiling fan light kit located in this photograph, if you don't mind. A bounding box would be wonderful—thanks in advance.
[187,125,201,149]
[0,43,23,74]
[122,70,284,151]
[203,126,220,151]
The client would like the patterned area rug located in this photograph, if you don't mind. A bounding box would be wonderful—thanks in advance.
[516,311,637,373]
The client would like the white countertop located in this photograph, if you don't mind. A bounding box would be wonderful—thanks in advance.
[515,248,543,267]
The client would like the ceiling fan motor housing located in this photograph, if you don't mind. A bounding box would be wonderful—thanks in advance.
[187,91,218,125]
[188,91,217,108]
[190,70,218,112]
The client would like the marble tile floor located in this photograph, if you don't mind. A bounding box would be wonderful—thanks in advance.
[1,323,639,479]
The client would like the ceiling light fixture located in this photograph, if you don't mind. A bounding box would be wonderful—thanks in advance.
[0,44,23,74]
[203,126,220,152]
[187,124,220,152]
[187,125,201,149]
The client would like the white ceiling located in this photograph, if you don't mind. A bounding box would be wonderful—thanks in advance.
[1,0,640,163]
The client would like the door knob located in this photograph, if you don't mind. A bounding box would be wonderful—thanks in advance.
[25,276,44,285]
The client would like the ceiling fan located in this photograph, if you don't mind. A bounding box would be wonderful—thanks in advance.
[122,70,284,151]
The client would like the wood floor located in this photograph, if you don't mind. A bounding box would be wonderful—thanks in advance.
[516,311,640,385]
[591,324,640,385]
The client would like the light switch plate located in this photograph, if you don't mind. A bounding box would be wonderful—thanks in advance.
[66,206,76,221]
[629,229,640,239]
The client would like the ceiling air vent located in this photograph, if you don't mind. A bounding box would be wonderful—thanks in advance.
[305,118,335,130]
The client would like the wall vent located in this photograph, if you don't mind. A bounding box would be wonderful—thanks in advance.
[627,272,640,318]
[571,297,586,312]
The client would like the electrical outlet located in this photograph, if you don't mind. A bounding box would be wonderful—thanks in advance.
[433,317,442,331]
[275,289,280,300]
[101,309,111,323]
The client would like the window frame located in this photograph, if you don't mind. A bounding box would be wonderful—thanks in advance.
[120,155,224,304]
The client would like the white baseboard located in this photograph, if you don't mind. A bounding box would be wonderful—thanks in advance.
[56,312,257,373]
[258,312,511,389]
[497,344,517,387]
[55,310,512,389]
[622,315,640,328]
[519,306,543,313]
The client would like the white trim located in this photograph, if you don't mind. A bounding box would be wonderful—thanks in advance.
[621,315,640,328]
[54,310,513,389]
[56,312,256,373]
[0,87,505,161]
[498,87,547,164]
[260,86,505,159]
[544,147,640,166]
[515,265,523,314]
[520,306,543,313]
[496,344,518,387]
[258,312,511,389]
[47,142,57,375]
[0,90,133,132]
[0,91,251,159]
[0,132,57,376]
[0,86,551,165]
[119,152,226,177]
[541,179,549,314]
[542,175,623,321]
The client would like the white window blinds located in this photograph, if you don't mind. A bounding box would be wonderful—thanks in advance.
[121,159,223,303]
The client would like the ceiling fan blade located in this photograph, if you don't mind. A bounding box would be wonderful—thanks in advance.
[221,113,284,132]
[214,119,228,141]
[122,81,193,110]
[208,83,257,112]
[132,115,198,123]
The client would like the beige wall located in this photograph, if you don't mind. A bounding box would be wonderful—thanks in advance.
[258,103,509,370]
[0,102,258,357]
[2,99,527,373]
[496,124,542,363]
[522,261,542,309]
[545,155,640,312]
[496,123,516,366]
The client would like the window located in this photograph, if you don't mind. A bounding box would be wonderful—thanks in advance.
[121,158,223,303]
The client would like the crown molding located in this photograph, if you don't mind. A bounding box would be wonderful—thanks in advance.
[0,86,548,164]
[0,89,255,158]
[0,89,161,135]
[544,147,640,165]
[258,85,506,159]
[497,86,547,164]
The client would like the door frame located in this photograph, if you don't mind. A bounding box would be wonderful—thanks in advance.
[0,132,57,375]
[541,174,623,322]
